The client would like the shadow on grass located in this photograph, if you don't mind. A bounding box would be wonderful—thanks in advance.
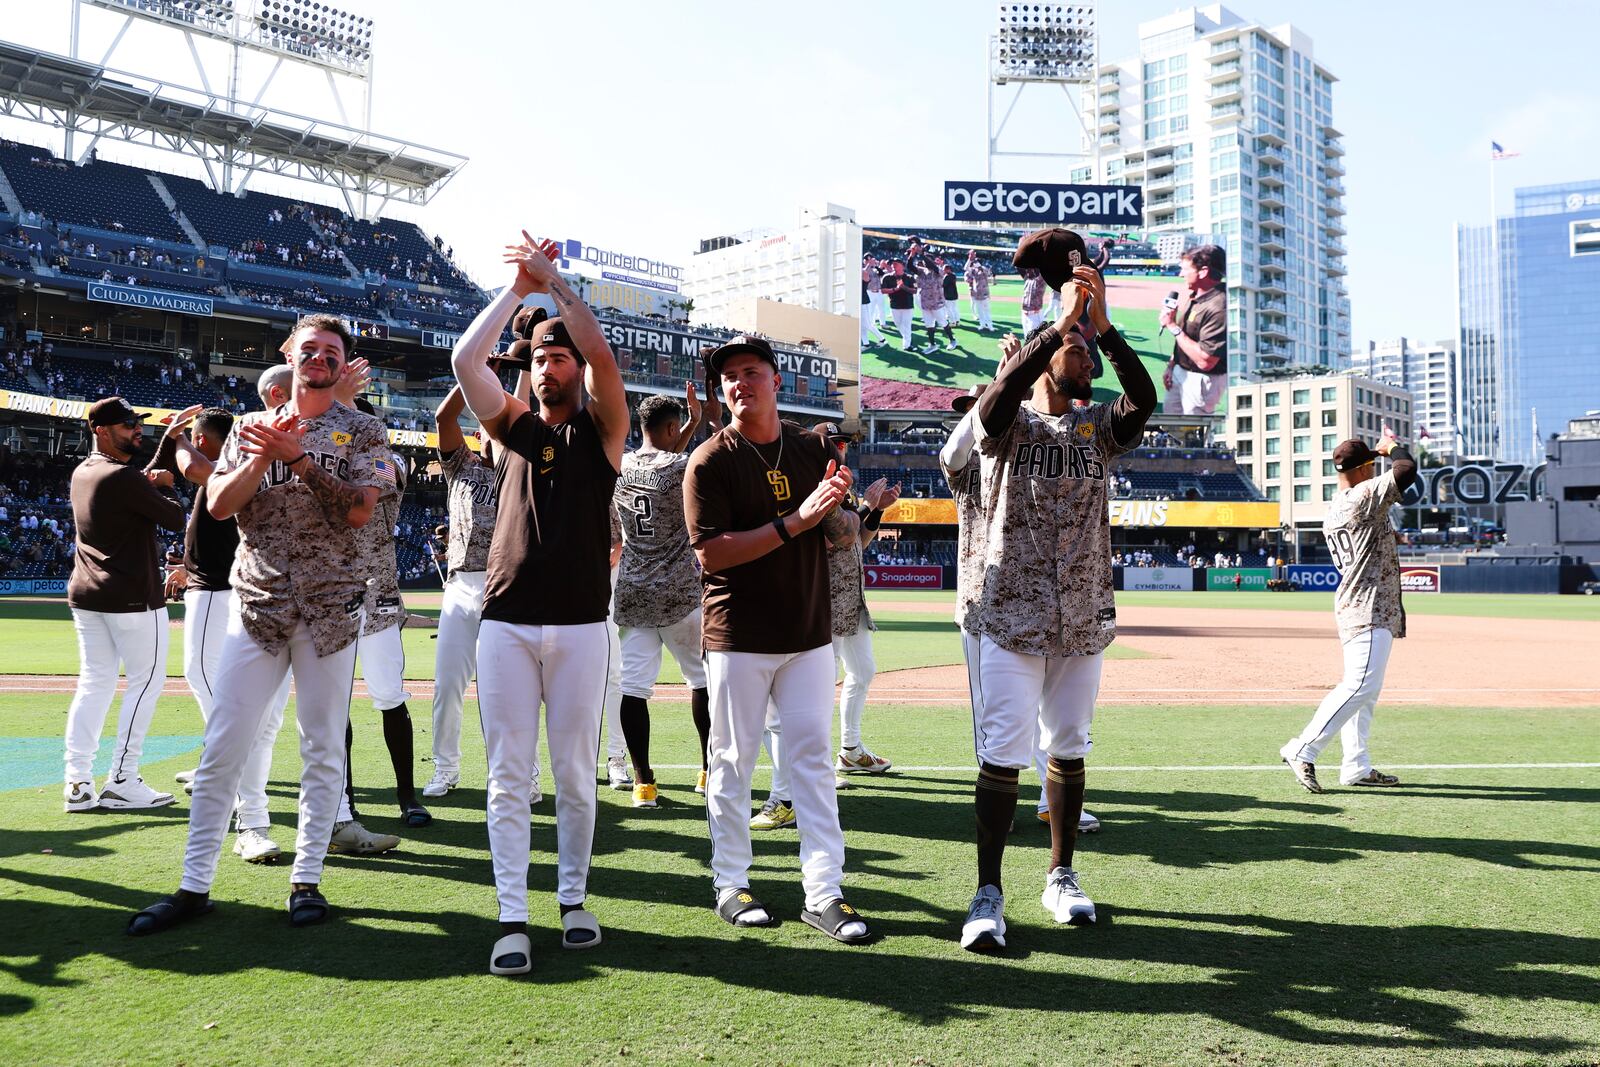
[2,864,1596,1056]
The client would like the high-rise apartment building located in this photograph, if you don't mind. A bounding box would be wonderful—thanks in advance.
[1350,338,1458,462]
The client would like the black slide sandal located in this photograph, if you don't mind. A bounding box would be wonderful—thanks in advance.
[287,888,330,927]
[801,898,871,944]
[401,804,432,828]
[715,888,775,928]
[127,894,214,937]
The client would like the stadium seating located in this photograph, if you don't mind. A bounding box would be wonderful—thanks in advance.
[161,174,351,279]
[0,143,187,244]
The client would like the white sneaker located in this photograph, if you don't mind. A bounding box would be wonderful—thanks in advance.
[232,827,282,864]
[530,766,544,806]
[1042,866,1096,925]
[1079,809,1102,834]
[960,884,1007,951]
[422,771,458,798]
[173,768,196,785]
[836,745,893,774]
[97,776,176,810]
[64,781,98,813]
[607,756,632,791]
[327,819,400,855]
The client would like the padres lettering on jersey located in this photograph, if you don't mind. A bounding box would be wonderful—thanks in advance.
[613,449,699,629]
[217,401,388,657]
[1324,470,1406,640]
[974,402,1130,658]
[441,446,497,574]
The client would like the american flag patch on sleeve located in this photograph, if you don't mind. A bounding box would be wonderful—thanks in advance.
[374,457,398,485]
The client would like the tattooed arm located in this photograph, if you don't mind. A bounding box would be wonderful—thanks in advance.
[287,453,379,528]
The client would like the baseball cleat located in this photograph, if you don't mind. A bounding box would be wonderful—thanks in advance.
[960,884,1007,951]
[422,771,458,798]
[1280,740,1323,793]
[749,799,796,831]
[327,819,399,855]
[632,783,658,809]
[836,746,892,774]
[97,776,176,810]
[694,770,708,796]
[173,769,196,785]
[232,827,282,864]
[64,781,99,813]
[606,756,633,791]
[1041,867,1097,925]
[1343,769,1402,787]
[530,768,543,806]
[1033,808,1101,832]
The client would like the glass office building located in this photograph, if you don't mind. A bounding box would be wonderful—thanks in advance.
[1456,179,1600,463]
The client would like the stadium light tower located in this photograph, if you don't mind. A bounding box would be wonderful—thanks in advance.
[986,2,1099,180]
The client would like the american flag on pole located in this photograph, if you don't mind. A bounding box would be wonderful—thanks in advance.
[1491,141,1520,160]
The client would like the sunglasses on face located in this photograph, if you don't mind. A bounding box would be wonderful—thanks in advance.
[118,419,143,429]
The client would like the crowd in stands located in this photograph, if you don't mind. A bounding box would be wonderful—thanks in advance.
[0,451,78,580]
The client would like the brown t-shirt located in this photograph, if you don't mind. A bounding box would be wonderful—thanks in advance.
[1172,283,1227,375]
[685,421,834,654]
[483,408,619,627]
[67,451,186,613]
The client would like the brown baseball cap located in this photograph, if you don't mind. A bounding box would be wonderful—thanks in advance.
[531,316,577,357]
[707,334,778,375]
[1332,438,1377,472]
[951,384,985,413]
[1013,227,1090,291]
[87,396,149,427]
[812,421,850,442]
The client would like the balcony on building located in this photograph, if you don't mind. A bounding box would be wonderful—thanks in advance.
[1256,339,1291,363]
[1209,36,1243,60]
[1258,186,1286,209]
[1097,90,1121,113]
[1209,102,1244,124]
[1207,80,1243,104]
[1206,58,1242,81]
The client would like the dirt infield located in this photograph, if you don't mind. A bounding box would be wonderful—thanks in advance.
[4,604,1591,708]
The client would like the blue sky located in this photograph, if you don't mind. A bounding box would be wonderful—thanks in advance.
[3,0,1594,348]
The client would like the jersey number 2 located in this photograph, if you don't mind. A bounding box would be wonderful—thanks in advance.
[629,494,654,536]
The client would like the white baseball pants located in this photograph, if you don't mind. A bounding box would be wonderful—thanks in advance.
[477,619,609,920]
[184,587,291,830]
[942,302,960,327]
[859,306,880,345]
[1162,364,1227,416]
[763,699,790,801]
[603,616,625,761]
[871,292,887,326]
[706,646,844,910]
[973,297,993,329]
[1022,310,1045,336]
[891,308,914,349]
[357,623,410,712]
[831,625,876,750]
[430,569,485,779]
[971,634,1102,769]
[181,606,359,891]
[1285,627,1394,783]
[63,606,169,785]
[620,609,707,697]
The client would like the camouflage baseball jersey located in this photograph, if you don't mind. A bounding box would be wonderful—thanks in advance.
[1323,469,1406,640]
[1021,270,1045,314]
[965,262,993,301]
[828,534,874,637]
[612,448,700,628]
[941,410,987,631]
[865,268,882,295]
[912,262,945,310]
[359,450,406,636]
[441,445,497,574]
[974,401,1130,657]
[216,401,388,656]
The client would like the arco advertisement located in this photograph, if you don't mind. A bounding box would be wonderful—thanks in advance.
[1286,564,1342,590]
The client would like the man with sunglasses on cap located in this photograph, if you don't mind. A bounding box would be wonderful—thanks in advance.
[129,313,393,936]
[450,231,629,974]
[956,227,1156,952]
[686,334,869,944]
[63,396,187,813]
[1280,428,1418,793]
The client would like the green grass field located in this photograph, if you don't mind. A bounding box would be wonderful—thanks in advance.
[2,591,1597,1066]
[862,276,1171,402]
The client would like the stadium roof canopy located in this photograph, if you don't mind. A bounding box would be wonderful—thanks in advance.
[0,42,466,209]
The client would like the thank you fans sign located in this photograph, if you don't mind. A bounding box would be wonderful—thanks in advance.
[944,181,1144,226]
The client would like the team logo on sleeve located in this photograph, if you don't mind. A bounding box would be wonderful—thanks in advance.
[331,431,352,446]
[1077,423,1095,439]
[767,470,791,502]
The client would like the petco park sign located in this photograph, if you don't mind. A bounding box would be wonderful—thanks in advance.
[944,180,1144,226]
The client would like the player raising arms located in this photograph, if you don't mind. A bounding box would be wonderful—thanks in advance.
[451,231,628,976]
[958,229,1156,952]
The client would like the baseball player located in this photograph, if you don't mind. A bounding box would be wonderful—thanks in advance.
[965,251,994,332]
[161,404,293,862]
[908,240,953,353]
[612,386,717,807]
[423,385,499,799]
[880,261,917,352]
[63,396,187,813]
[451,231,628,975]
[1280,430,1418,791]
[347,395,426,826]
[686,334,870,944]
[956,236,1155,952]
[128,313,394,936]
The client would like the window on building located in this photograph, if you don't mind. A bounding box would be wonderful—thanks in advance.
[1236,416,1253,433]
[1322,459,1336,476]
[1293,460,1310,478]
[1293,485,1310,502]
[1266,439,1280,455]
[1265,392,1280,407]
[1293,411,1310,429]
[1234,394,1252,410]
[1322,484,1335,501]
[1240,462,1253,478]
[1293,388,1310,404]
[1322,386,1337,401]
[1266,486,1281,501]
[1265,414,1279,430]
[1265,461,1280,479]
[1236,440,1253,456]
[1293,435,1309,454]
[1321,409,1337,427]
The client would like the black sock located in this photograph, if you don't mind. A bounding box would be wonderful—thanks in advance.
[381,703,416,807]
[1046,757,1086,871]
[343,720,359,822]
[926,326,938,346]
[690,687,711,770]
[944,325,955,342]
[975,762,1019,892]
[619,694,653,784]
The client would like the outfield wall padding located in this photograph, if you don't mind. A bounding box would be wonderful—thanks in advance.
[1437,564,1561,595]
